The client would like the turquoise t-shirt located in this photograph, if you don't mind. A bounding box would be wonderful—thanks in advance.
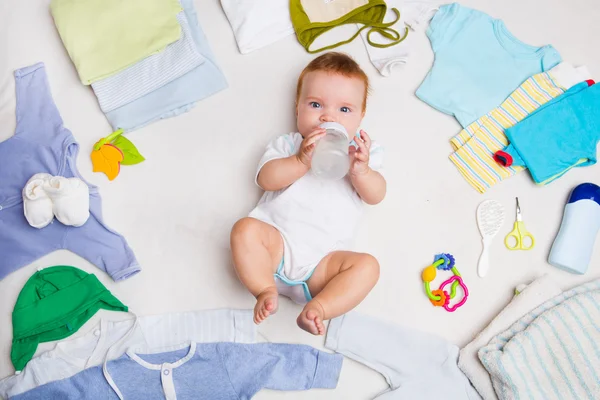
[499,81,599,185]
[416,3,562,127]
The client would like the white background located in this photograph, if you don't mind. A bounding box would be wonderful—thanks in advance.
[1,0,599,398]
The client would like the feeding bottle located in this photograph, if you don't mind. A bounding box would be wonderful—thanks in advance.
[311,122,350,180]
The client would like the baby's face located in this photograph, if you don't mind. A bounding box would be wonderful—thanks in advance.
[296,70,365,138]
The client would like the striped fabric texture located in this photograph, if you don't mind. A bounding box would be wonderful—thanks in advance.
[91,12,204,113]
[479,279,600,400]
[449,72,567,193]
[136,308,256,347]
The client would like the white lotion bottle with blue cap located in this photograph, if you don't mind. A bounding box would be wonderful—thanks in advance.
[549,183,600,274]
[311,122,350,180]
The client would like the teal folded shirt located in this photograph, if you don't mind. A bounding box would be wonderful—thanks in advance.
[416,3,561,127]
[496,80,599,184]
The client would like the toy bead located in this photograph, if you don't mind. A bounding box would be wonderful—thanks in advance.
[430,289,448,307]
[422,265,437,282]
[434,253,455,271]
[444,253,456,269]
[424,282,441,302]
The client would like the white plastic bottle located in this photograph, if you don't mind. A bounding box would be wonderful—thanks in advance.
[548,183,600,274]
[311,122,350,180]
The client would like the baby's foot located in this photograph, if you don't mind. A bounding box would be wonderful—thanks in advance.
[254,287,278,324]
[297,301,326,335]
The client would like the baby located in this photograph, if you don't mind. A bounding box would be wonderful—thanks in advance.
[230,52,386,335]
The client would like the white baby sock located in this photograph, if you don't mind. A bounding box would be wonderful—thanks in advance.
[44,176,90,227]
[361,0,438,76]
[22,173,54,229]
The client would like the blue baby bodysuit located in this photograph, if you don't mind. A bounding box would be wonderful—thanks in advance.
[0,63,139,281]
[496,80,600,184]
[416,3,562,127]
[12,342,343,399]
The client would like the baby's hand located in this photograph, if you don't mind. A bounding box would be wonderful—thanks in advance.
[349,130,371,176]
[297,128,326,167]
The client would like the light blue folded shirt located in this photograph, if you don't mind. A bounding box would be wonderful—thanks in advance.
[105,0,228,132]
[13,342,343,399]
[416,3,562,127]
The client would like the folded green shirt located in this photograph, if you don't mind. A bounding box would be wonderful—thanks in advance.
[51,0,182,84]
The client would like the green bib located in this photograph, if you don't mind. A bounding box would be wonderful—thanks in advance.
[290,0,408,53]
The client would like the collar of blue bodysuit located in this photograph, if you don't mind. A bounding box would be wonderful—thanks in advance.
[127,341,197,370]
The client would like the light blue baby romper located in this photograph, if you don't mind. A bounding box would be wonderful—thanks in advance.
[0,63,140,281]
[416,3,562,127]
[13,342,342,399]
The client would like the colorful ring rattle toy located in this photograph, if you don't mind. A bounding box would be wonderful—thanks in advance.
[422,253,469,312]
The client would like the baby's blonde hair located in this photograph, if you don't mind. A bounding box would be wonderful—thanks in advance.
[296,52,370,113]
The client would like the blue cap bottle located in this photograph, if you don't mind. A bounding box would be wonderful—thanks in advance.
[548,183,600,274]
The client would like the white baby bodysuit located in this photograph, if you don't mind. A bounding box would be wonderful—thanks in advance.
[326,311,482,399]
[249,132,384,282]
[360,0,438,76]
[220,0,295,54]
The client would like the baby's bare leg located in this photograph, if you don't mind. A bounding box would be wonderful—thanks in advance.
[230,217,284,324]
[297,251,380,335]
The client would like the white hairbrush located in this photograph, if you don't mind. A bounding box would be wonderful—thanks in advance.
[476,200,505,278]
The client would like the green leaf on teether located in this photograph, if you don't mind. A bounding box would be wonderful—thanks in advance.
[112,135,145,166]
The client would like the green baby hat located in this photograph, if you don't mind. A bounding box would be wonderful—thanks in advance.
[290,0,408,53]
[11,266,128,371]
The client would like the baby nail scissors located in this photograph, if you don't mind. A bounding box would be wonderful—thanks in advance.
[505,197,535,250]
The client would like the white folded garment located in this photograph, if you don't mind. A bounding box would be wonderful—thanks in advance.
[458,275,563,399]
[220,0,295,54]
[479,279,600,400]
[360,0,438,76]
[326,311,481,399]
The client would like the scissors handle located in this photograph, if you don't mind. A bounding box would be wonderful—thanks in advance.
[505,224,521,250]
[518,222,535,250]
[505,222,535,250]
